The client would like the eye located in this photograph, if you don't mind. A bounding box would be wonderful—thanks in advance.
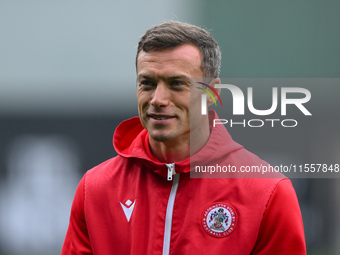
[139,80,156,88]
[169,80,189,91]
[170,80,186,87]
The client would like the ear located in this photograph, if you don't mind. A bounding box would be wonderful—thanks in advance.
[207,78,221,107]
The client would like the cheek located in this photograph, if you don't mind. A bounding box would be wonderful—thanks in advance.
[190,93,203,111]
[137,94,149,109]
[137,97,147,119]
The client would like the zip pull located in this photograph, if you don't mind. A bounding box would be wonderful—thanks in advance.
[166,163,176,181]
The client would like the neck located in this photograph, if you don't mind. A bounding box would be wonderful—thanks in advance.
[149,122,210,163]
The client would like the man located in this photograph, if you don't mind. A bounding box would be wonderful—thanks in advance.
[61,21,306,254]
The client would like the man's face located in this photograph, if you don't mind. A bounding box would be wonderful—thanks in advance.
[136,44,206,145]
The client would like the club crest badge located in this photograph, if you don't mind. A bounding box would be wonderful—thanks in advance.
[202,202,237,238]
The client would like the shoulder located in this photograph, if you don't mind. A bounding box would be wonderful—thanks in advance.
[84,155,128,187]
[216,146,286,179]
[83,155,145,192]
[226,146,267,165]
[87,156,122,176]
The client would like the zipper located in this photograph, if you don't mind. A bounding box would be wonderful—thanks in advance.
[163,163,179,255]
[166,163,175,181]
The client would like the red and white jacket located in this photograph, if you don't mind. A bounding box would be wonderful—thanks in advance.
[61,111,306,255]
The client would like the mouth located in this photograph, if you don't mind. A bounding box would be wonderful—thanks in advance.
[149,115,174,120]
[148,114,176,121]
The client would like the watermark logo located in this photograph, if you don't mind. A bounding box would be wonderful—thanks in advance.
[198,83,312,128]
[197,82,223,115]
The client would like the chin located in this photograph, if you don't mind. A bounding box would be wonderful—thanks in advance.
[149,132,176,142]
[150,135,172,142]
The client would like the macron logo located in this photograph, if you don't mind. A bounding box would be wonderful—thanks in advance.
[120,199,136,222]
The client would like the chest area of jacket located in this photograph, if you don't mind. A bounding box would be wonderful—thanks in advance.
[84,170,269,253]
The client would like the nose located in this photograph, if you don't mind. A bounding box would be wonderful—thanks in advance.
[150,83,170,108]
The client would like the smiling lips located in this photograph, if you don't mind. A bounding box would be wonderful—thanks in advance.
[148,114,176,121]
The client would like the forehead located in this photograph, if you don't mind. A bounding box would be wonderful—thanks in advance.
[136,44,202,76]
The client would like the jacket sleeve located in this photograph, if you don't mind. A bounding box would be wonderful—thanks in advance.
[61,174,93,255]
[251,179,306,255]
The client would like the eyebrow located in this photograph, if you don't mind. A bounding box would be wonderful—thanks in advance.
[167,75,190,80]
[137,74,153,81]
[137,74,190,81]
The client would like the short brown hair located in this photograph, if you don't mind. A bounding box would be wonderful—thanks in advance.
[136,21,221,78]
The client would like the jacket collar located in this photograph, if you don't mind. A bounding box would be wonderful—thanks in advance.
[113,110,243,177]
